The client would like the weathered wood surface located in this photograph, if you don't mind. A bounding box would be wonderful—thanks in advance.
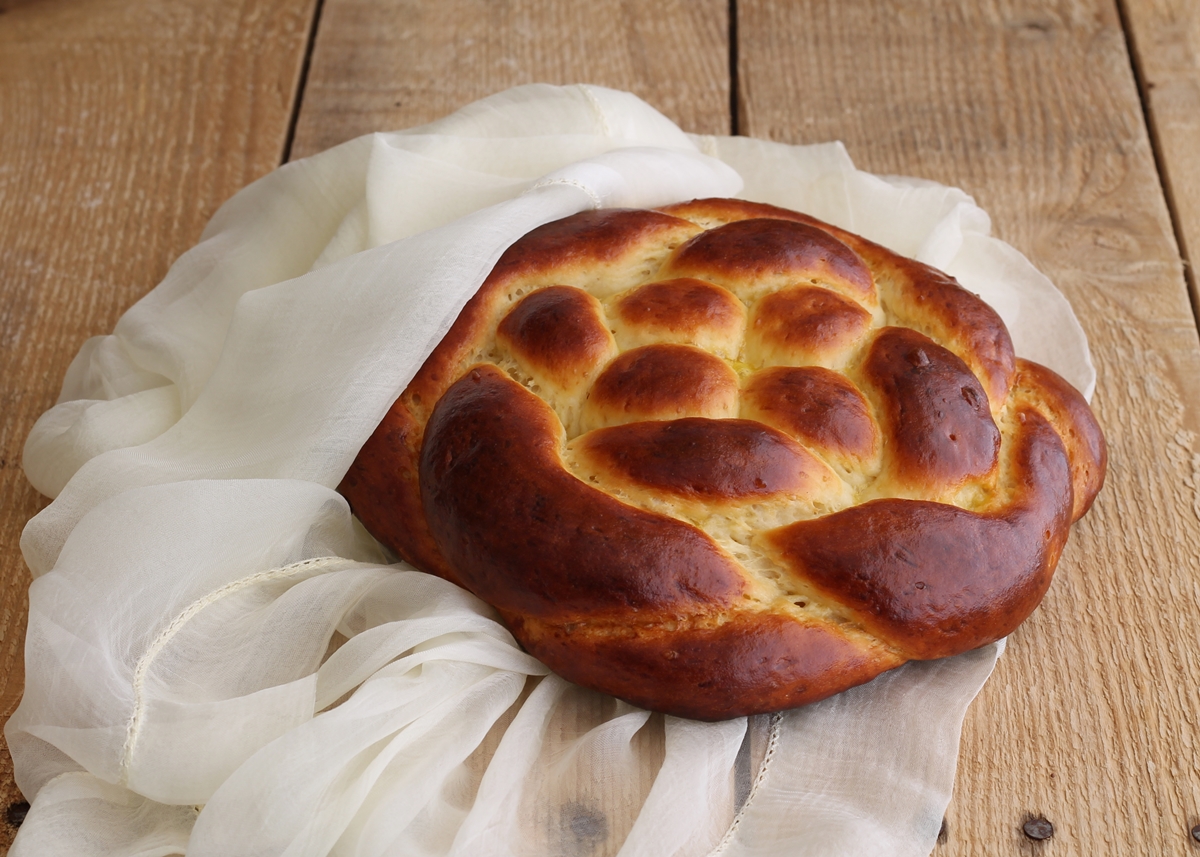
[738,0,1200,852]
[0,0,316,849]
[288,0,730,159]
[3,0,1200,853]
[1122,0,1200,318]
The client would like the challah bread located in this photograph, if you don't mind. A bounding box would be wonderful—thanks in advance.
[340,198,1106,721]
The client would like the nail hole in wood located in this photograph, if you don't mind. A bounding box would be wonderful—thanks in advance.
[1023,816,1054,841]
[6,801,29,829]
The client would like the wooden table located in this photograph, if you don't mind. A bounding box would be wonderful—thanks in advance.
[2,0,1199,853]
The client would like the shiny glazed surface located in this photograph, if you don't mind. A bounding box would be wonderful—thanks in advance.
[340,198,1106,720]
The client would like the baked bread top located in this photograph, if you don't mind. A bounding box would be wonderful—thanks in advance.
[339,198,1106,721]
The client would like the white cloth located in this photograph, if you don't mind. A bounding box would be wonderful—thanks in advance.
[8,84,1095,857]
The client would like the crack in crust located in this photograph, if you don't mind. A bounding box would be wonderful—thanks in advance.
[339,199,1106,721]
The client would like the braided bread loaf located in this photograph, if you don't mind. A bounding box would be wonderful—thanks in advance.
[340,198,1106,721]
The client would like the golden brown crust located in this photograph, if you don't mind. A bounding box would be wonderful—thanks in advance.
[511,611,904,721]
[865,248,1016,412]
[1011,358,1106,521]
[862,326,1001,495]
[340,199,1106,720]
[747,285,872,368]
[581,343,739,430]
[761,408,1072,659]
[658,197,803,226]
[741,366,880,466]
[489,207,700,281]
[496,286,617,392]
[572,418,833,504]
[663,217,876,305]
[419,366,747,621]
[611,278,745,357]
[404,208,702,421]
[659,198,1016,408]
[337,402,459,584]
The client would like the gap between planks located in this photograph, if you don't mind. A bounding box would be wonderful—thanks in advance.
[728,0,740,135]
[283,0,329,163]
[1115,0,1200,333]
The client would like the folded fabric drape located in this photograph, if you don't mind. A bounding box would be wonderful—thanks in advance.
[9,84,1094,857]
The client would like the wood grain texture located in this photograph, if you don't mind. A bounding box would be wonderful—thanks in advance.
[0,0,316,846]
[1121,0,1200,322]
[738,0,1200,852]
[288,0,730,160]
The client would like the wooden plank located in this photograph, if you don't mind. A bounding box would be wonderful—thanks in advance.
[0,0,318,847]
[287,0,730,160]
[1121,0,1200,322]
[738,0,1200,853]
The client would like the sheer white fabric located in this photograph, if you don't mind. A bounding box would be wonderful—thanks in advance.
[8,84,1095,857]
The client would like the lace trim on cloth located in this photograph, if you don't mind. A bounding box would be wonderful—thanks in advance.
[119,556,350,785]
[578,84,616,138]
[707,713,784,857]
[527,177,605,210]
